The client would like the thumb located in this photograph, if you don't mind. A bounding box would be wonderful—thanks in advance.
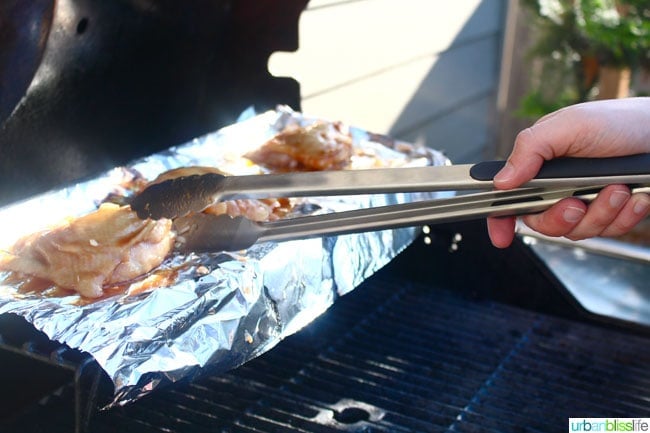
[494,103,591,190]
[493,126,554,190]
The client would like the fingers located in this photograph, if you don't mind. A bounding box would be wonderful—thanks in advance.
[599,192,650,238]
[487,198,587,249]
[486,216,517,249]
[488,188,650,248]
[521,187,650,241]
[520,197,588,238]
[550,185,630,240]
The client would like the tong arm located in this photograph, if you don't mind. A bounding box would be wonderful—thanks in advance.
[174,184,650,252]
[132,153,650,220]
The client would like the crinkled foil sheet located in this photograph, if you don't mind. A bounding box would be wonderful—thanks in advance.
[0,106,450,407]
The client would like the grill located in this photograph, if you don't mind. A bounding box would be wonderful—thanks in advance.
[2,2,650,431]
[2,221,649,432]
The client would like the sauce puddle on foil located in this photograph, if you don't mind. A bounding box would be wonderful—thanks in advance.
[8,266,185,306]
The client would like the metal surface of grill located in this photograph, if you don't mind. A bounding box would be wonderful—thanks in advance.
[3,242,649,432]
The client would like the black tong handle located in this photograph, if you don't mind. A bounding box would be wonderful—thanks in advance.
[470,153,650,181]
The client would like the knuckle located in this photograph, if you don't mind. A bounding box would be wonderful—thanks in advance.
[564,231,591,241]
[564,234,583,241]
[615,218,637,232]
[604,216,638,236]
[512,128,541,160]
[514,128,534,148]
[523,217,564,238]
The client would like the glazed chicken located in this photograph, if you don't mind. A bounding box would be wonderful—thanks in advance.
[0,120,351,300]
[0,203,175,298]
[244,120,353,172]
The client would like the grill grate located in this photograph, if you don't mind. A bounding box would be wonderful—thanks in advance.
[4,266,650,432]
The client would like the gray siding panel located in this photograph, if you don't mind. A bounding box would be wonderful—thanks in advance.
[400,95,493,163]
[389,36,500,138]
[271,0,507,162]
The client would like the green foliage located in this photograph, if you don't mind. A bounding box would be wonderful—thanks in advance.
[525,0,650,66]
[577,0,650,66]
[517,0,650,119]
[516,89,580,118]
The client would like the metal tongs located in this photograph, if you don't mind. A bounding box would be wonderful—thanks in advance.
[130,154,650,252]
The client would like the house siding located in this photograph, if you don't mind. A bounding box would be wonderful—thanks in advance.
[270,0,508,163]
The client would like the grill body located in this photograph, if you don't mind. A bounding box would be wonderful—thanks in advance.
[1,2,649,430]
[1,221,649,432]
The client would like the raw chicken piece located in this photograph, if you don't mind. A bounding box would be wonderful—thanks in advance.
[0,203,174,298]
[148,166,294,222]
[148,166,229,185]
[244,120,353,172]
[201,198,292,222]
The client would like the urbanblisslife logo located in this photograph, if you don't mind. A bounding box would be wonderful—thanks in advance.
[569,418,650,432]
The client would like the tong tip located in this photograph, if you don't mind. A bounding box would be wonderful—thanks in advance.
[173,214,262,252]
[130,173,227,220]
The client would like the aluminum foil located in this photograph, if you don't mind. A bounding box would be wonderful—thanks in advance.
[0,106,450,407]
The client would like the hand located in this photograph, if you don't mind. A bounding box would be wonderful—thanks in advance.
[487,97,650,248]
